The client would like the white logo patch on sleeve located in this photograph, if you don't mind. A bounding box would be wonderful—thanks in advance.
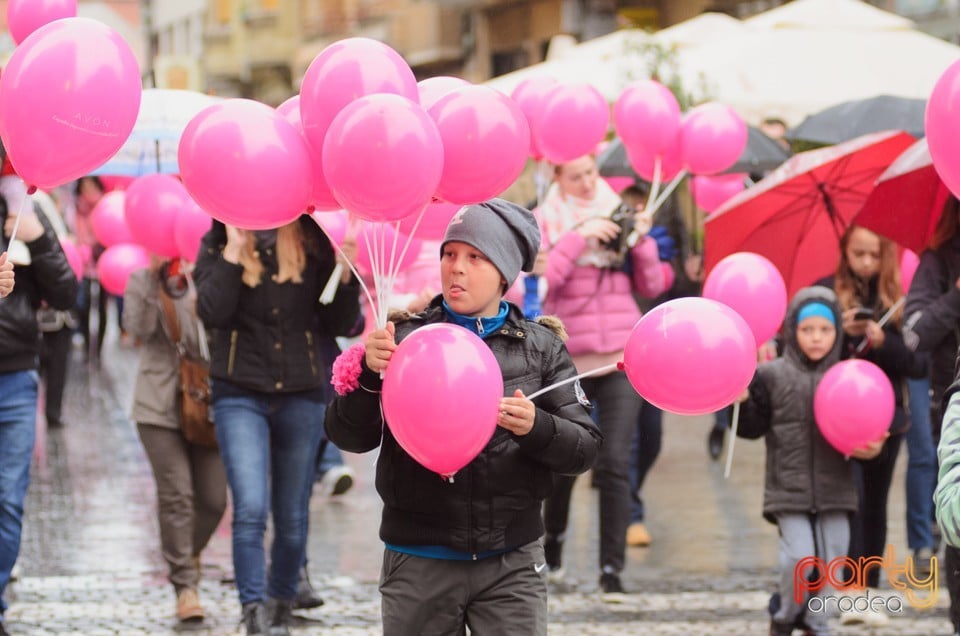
[574,380,591,407]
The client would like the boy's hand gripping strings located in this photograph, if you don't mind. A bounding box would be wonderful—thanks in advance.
[498,391,535,436]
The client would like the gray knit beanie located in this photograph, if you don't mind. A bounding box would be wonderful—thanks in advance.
[441,199,541,286]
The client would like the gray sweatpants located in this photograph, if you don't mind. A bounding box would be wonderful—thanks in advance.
[775,511,849,632]
[380,540,547,636]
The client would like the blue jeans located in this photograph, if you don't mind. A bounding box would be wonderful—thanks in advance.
[213,387,325,605]
[905,377,937,551]
[0,371,39,616]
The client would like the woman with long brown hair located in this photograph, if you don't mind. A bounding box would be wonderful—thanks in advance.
[818,224,927,627]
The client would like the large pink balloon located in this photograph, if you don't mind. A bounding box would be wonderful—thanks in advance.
[814,359,895,456]
[533,84,610,164]
[382,323,503,477]
[927,59,960,199]
[511,77,559,159]
[418,76,470,111]
[679,103,748,176]
[277,95,340,211]
[614,81,681,157]
[0,18,141,190]
[91,191,133,247]
[124,175,187,258]
[174,199,212,263]
[7,0,77,45]
[354,221,424,277]
[322,94,443,222]
[690,173,747,213]
[300,37,418,159]
[428,85,530,205]
[178,99,313,230]
[96,243,150,296]
[702,252,788,346]
[397,200,460,241]
[59,237,82,280]
[622,297,757,415]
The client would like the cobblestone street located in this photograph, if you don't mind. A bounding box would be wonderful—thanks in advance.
[3,331,956,634]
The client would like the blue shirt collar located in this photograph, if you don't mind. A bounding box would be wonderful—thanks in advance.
[442,300,509,339]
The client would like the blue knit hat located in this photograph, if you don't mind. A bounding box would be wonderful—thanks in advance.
[797,302,836,326]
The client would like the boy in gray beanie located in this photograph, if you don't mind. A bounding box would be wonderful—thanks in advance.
[325,198,601,636]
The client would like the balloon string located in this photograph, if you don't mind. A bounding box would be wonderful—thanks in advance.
[647,156,663,215]
[7,184,29,248]
[525,363,619,400]
[314,220,377,323]
[647,169,688,217]
[389,203,428,284]
[723,400,741,480]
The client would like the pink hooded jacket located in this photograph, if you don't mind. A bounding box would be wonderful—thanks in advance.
[543,230,670,358]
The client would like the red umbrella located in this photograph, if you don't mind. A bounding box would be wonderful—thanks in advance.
[854,138,951,254]
[704,130,916,297]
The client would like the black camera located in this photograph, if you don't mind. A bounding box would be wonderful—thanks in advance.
[601,203,637,262]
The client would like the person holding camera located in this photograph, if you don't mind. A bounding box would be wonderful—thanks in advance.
[536,154,670,598]
[122,257,227,624]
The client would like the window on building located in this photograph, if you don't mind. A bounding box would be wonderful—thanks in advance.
[491,49,529,77]
[215,0,230,23]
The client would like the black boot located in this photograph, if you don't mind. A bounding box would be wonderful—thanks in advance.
[292,565,324,610]
[241,601,268,635]
[268,598,293,636]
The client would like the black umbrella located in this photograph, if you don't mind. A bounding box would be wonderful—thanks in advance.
[597,126,791,179]
[786,95,926,145]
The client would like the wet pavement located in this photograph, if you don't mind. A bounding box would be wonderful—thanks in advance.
[3,324,957,634]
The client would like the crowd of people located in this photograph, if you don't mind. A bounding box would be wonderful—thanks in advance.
[0,146,957,636]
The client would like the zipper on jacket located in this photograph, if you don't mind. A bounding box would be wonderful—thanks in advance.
[476,318,484,336]
[227,330,238,376]
[305,331,318,376]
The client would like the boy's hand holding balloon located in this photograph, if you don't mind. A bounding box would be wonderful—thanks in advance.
[365,321,397,373]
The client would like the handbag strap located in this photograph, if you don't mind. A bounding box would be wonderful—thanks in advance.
[158,288,183,347]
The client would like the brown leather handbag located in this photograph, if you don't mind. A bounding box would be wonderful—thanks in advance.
[159,289,217,448]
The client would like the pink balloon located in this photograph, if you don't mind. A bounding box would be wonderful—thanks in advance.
[428,85,530,205]
[300,37,418,159]
[382,323,503,477]
[0,18,141,190]
[174,198,212,263]
[614,81,681,157]
[354,220,424,277]
[322,93,443,222]
[628,143,684,183]
[310,209,348,248]
[533,84,610,165]
[91,190,133,247]
[679,103,748,175]
[690,173,747,213]
[397,200,461,241]
[96,243,150,296]
[814,359,895,456]
[178,99,313,230]
[59,237,82,280]
[418,76,470,111]
[510,77,559,159]
[927,59,960,199]
[702,252,788,346]
[622,297,757,415]
[901,249,920,294]
[7,0,77,45]
[603,176,635,195]
[277,95,340,211]
[124,175,187,258]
